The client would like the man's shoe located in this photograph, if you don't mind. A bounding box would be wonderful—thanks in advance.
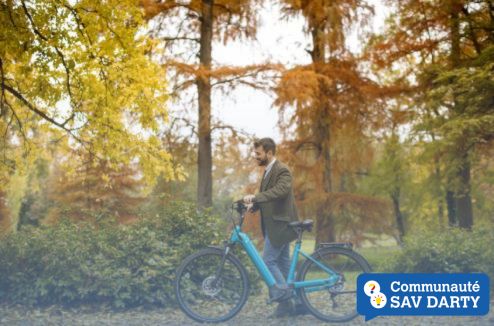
[268,284,293,303]
[292,303,310,316]
[268,300,294,318]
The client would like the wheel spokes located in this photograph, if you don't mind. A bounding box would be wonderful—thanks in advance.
[300,250,369,322]
[176,251,247,322]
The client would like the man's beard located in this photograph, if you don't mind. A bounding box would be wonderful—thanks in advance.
[257,157,268,166]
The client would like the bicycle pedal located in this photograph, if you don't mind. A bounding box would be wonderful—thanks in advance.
[266,295,291,305]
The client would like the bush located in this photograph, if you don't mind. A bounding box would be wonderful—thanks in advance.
[0,201,224,308]
[384,227,494,282]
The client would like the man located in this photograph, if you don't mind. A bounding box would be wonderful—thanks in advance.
[243,137,303,318]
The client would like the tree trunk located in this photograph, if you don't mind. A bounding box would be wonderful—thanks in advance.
[437,197,444,228]
[456,156,473,229]
[391,192,405,244]
[450,0,461,68]
[197,0,213,209]
[0,190,12,237]
[449,0,474,228]
[310,27,336,245]
[430,142,445,228]
[446,189,457,226]
[315,115,336,245]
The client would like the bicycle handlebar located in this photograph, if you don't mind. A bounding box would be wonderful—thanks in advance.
[233,200,246,214]
[233,199,257,215]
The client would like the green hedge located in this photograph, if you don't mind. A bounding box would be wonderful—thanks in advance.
[0,201,224,308]
[384,227,494,281]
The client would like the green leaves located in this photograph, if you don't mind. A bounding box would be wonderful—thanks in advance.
[384,227,494,287]
[0,201,223,308]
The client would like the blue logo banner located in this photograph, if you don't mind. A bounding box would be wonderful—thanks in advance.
[357,273,490,321]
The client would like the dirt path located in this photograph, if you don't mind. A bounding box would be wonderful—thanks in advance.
[1,297,492,326]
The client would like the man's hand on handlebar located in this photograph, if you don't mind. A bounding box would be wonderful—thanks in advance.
[245,203,254,212]
[243,194,255,204]
[242,194,256,213]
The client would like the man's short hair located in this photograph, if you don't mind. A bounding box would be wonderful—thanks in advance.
[254,137,276,155]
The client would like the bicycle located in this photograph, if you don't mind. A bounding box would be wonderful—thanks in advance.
[174,201,372,323]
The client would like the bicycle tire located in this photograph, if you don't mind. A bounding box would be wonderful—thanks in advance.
[296,247,371,323]
[174,247,250,323]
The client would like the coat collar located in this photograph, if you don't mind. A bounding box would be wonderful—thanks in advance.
[261,159,279,191]
[264,158,277,175]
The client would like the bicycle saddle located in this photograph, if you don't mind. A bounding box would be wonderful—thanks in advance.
[289,219,313,231]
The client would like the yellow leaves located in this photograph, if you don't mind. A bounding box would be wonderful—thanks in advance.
[135,140,176,193]
[1,0,179,194]
[101,173,110,184]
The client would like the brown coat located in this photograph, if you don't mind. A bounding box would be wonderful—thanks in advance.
[254,160,298,247]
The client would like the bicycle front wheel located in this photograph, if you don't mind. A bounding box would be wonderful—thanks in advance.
[174,247,249,323]
[297,247,371,323]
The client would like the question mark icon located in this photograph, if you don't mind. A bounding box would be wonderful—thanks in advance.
[364,280,380,297]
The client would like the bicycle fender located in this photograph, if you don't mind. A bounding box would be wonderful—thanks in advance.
[317,242,353,250]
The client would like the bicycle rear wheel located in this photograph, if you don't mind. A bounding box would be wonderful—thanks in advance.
[174,247,249,323]
[297,247,371,323]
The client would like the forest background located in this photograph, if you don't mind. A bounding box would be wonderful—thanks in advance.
[0,0,493,308]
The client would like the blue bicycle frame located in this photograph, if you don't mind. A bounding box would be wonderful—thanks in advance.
[229,225,341,292]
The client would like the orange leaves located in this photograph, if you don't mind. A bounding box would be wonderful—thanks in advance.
[281,0,373,53]
[274,58,385,127]
[274,67,320,110]
[242,209,263,245]
[46,153,145,225]
[140,0,198,20]
[294,191,395,246]
[164,60,281,93]
[326,192,390,218]
[141,0,258,42]
[323,192,394,246]
[366,0,462,71]
[368,37,443,69]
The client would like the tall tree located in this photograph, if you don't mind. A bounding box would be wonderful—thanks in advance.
[0,0,178,233]
[141,0,271,208]
[368,0,494,229]
[197,0,214,209]
[0,1,175,184]
[46,151,145,225]
[371,133,410,243]
[275,0,389,244]
[146,115,253,220]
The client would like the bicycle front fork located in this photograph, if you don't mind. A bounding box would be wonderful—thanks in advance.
[211,242,233,287]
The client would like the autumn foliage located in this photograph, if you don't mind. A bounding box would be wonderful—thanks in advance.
[0,0,492,248]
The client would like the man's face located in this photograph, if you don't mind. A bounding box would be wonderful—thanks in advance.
[254,146,271,166]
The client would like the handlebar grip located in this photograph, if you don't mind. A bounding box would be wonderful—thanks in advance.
[233,200,246,213]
